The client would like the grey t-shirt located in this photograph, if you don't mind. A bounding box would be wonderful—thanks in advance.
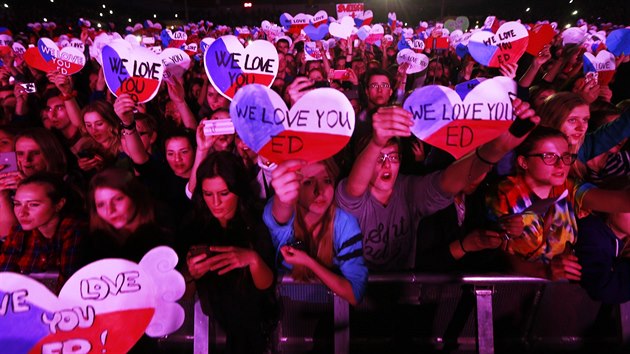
[336,172,453,271]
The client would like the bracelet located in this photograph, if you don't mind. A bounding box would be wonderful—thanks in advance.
[119,119,136,131]
[459,238,468,254]
[120,127,137,136]
[59,91,77,101]
[475,147,497,166]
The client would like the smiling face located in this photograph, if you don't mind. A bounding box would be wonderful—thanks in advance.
[202,176,238,225]
[94,187,137,230]
[560,104,590,149]
[84,111,114,145]
[15,137,47,176]
[298,162,334,216]
[13,182,62,232]
[165,137,194,178]
[519,137,571,190]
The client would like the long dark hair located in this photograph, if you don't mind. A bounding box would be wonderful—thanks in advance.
[192,151,259,229]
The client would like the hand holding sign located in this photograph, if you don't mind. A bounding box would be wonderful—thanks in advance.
[0,246,185,354]
[24,37,85,75]
[229,84,355,163]
[403,76,516,159]
[204,35,279,101]
[468,21,529,67]
[102,40,164,103]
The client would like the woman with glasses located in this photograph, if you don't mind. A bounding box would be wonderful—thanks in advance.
[487,126,630,280]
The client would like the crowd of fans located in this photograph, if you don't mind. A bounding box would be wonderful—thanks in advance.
[0,14,629,353]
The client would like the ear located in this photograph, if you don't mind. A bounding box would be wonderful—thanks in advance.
[150,132,158,145]
[55,197,67,213]
[517,155,528,170]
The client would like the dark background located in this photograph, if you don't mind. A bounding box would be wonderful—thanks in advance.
[0,0,628,35]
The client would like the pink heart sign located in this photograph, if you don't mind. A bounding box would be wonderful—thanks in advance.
[24,38,85,75]
[0,247,185,354]
[468,21,529,68]
[403,76,516,159]
[229,84,355,163]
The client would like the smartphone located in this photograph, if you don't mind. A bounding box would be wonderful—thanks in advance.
[0,152,18,173]
[203,119,235,136]
[331,69,349,80]
[287,240,306,251]
[189,244,217,258]
[313,80,330,88]
[77,149,95,159]
[19,83,36,93]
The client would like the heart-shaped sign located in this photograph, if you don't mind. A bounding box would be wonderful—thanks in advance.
[397,49,429,74]
[583,50,616,85]
[606,28,630,56]
[0,34,12,47]
[526,23,555,55]
[229,85,355,163]
[12,42,26,66]
[444,17,469,33]
[160,48,191,84]
[353,10,373,28]
[200,37,216,54]
[0,247,184,354]
[24,38,85,75]
[562,26,588,46]
[310,10,328,27]
[403,76,516,159]
[304,23,329,41]
[70,38,85,52]
[280,13,312,34]
[304,41,323,61]
[102,40,164,103]
[468,21,529,67]
[329,16,356,40]
[204,35,279,101]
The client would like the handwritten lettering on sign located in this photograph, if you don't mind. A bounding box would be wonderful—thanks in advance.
[214,51,275,87]
[468,22,529,68]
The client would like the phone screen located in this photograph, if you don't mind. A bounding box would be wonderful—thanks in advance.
[0,152,18,173]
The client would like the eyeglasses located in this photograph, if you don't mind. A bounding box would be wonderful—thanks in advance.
[377,152,400,164]
[368,83,391,90]
[45,104,65,113]
[525,152,577,166]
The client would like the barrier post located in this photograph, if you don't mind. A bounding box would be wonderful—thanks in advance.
[334,293,350,354]
[194,298,210,354]
[474,286,495,354]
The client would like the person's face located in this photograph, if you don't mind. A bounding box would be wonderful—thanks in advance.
[84,111,114,145]
[165,137,194,178]
[45,97,71,131]
[235,135,257,161]
[135,119,156,152]
[190,83,202,99]
[560,105,589,148]
[202,176,238,224]
[298,162,334,216]
[370,144,401,193]
[14,183,62,231]
[0,90,16,121]
[335,58,346,70]
[276,40,289,54]
[0,129,14,153]
[427,61,444,78]
[366,74,392,107]
[94,187,137,230]
[16,137,47,176]
[308,69,324,82]
[206,85,229,111]
[209,110,235,151]
[352,61,366,77]
[278,53,287,71]
[532,89,555,110]
[520,137,571,189]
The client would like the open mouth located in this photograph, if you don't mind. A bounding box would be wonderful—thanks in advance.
[381,172,393,181]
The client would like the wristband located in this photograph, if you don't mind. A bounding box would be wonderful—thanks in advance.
[508,118,537,138]
[119,119,136,131]
[459,238,468,254]
[475,147,497,166]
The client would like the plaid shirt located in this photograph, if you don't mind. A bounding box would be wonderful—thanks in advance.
[0,216,86,280]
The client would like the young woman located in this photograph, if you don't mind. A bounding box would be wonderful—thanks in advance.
[487,127,630,280]
[0,173,86,286]
[264,158,368,306]
[79,100,120,171]
[184,151,278,354]
[84,168,173,263]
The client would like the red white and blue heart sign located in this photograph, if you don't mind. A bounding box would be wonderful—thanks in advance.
[468,21,529,68]
[24,38,86,75]
[583,50,616,85]
[304,41,324,61]
[204,35,279,101]
[352,10,373,27]
[200,37,216,54]
[304,13,330,41]
[403,76,516,159]
[357,24,384,45]
[160,48,191,84]
[606,28,630,56]
[280,13,312,34]
[102,40,164,103]
[397,49,429,74]
[0,246,185,354]
[229,84,355,164]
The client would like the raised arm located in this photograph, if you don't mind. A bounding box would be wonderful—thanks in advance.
[167,76,198,129]
[113,94,149,165]
[270,160,305,224]
[48,72,83,129]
